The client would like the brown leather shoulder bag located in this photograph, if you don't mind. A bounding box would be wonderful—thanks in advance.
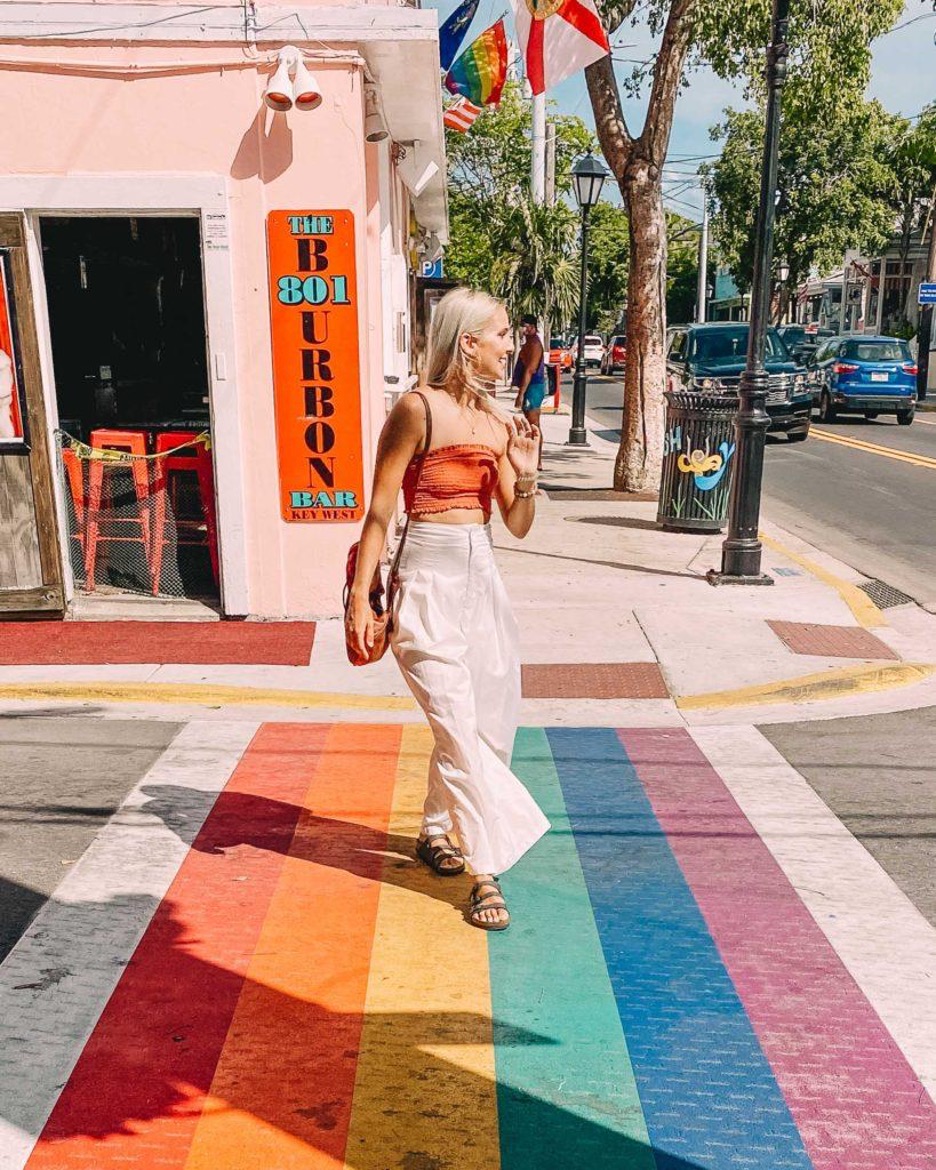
[343,390,432,666]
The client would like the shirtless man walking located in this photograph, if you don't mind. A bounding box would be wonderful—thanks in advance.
[511,314,545,471]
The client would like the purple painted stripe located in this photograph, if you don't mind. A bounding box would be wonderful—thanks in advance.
[619,727,936,1170]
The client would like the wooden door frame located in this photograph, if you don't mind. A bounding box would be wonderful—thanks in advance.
[0,213,64,614]
[0,175,250,616]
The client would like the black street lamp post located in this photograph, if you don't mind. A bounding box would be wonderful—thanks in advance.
[568,153,608,446]
[709,0,789,586]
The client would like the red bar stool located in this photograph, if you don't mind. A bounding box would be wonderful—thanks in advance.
[61,447,85,526]
[85,429,152,591]
[61,447,87,577]
[150,430,219,596]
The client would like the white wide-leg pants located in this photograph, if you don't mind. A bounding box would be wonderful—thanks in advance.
[390,521,550,876]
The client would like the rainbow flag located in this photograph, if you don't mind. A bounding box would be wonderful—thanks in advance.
[444,19,508,108]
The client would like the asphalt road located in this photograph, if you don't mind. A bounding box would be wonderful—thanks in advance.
[584,372,936,610]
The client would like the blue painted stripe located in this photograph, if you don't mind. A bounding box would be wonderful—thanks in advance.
[547,727,813,1170]
[492,728,656,1169]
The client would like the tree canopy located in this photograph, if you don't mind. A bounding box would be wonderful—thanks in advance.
[706,100,900,299]
[444,82,594,327]
[585,0,905,490]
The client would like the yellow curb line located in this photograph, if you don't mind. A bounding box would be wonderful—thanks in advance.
[810,427,936,470]
[0,681,417,711]
[677,662,935,712]
[760,532,886,630]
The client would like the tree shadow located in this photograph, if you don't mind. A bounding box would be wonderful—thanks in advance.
[495,541,704,581]
[4,889,712,1170]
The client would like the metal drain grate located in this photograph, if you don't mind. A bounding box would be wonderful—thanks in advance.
[858,579,916,609]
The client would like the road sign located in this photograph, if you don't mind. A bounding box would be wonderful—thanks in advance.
[918,283,936,305]
[420,257,444,279]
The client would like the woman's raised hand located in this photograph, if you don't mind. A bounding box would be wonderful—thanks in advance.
[507,416,540,480]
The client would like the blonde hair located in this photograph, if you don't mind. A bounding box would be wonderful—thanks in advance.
[425,287,508,416]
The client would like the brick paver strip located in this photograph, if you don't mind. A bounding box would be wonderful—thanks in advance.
[625,726,936,1169]
[550,726,813,1168]
[522,662,669,699]
[768,620,899,660]
[0,620,317,666]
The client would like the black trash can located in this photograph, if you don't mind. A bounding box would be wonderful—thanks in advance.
[657,391,739,533]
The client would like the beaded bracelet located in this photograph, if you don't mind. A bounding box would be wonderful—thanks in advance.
[514,487,536,499]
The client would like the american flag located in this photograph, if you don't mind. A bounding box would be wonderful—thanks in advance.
[443,96,483,133]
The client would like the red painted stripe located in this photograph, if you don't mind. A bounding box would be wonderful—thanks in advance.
[25,723,399,1168]
[620,728,936,1169]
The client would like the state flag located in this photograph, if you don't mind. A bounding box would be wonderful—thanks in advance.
[511,0,610,96]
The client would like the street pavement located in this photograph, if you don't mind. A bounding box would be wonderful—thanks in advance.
[3,390,936,1168]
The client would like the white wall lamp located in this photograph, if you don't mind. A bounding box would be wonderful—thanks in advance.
[395,140,440,198]
[364,84,388,143]
[263,46,323,112]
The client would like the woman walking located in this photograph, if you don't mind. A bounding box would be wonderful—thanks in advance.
[346,288,549,930]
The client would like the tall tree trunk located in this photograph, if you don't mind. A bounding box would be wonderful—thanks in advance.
[585,1,695,493]
[617,160,667,491]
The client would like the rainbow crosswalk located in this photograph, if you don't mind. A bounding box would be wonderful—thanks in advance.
[7,722,936,1169]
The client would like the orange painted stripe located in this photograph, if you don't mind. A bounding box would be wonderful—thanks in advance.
[27,723,327,1169]
[182,723,402,1170]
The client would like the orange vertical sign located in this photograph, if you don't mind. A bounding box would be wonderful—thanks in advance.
[267,210,365,522]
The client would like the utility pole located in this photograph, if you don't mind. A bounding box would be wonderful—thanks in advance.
[696,202,709,323]
[917,189,936,402]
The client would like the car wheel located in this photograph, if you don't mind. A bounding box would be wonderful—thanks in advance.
[897,409,914,426]
[864,411,879,420]
[788,426,809,443]
[818,392,837,422]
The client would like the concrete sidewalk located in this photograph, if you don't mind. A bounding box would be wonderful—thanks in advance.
[2,399,935,729]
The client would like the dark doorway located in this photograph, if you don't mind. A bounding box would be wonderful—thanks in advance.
[41,216,210,436]
[41,216,218,602]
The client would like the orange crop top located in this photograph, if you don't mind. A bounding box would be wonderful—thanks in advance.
[403,444,500,516]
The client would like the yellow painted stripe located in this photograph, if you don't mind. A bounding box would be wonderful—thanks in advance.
[759,533,886,629]
[811,427,936,470]
[678,661,935,712]
[0,680,415,711]
[345,723,501,1170]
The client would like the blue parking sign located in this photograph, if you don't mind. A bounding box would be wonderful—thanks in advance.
[918,282,936,304]
[421,257,444,279]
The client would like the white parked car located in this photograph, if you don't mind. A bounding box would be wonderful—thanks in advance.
[574,334,605,368]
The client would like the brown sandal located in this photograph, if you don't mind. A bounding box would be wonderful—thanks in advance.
[468,879,510,931]
[416,834,466,876]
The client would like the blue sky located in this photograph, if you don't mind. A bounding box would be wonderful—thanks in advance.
[429,0,936,221]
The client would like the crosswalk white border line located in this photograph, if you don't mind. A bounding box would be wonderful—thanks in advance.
[691,724,936,1101]
[0,720,259,1170]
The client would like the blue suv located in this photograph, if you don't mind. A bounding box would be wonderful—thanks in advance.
[666,323,812,441]
[809,335,917,425]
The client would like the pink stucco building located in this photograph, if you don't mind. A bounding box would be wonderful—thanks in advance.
[0,0,447,619]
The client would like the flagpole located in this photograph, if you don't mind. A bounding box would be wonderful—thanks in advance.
[531,91,546,204]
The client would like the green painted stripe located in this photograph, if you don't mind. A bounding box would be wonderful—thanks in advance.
[491,727,655,1168]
